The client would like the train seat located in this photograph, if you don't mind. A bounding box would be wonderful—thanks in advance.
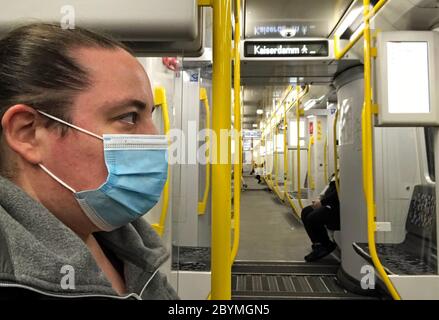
[353,185,437,275]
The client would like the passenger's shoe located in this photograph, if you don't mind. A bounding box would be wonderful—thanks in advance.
[304,242,336,262]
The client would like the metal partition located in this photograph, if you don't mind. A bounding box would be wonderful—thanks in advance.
[0,0,204,56]
[0,0,198,40]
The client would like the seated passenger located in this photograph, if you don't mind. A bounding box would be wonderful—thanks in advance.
[301,175,340,262]
[250,160,255,175]
[255,163,263,184]
[0,23,178,299]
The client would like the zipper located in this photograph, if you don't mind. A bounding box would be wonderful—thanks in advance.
[0,269,159,300]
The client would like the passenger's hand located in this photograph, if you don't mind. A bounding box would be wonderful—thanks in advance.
[312,200,322,209]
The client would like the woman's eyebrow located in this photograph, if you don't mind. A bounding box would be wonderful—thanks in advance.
[105,99,148,113]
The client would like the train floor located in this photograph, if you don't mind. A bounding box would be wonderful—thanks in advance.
[235,174,337,262]
[232,175,375,300]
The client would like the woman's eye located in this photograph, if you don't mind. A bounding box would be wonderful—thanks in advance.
[119,112,138,124]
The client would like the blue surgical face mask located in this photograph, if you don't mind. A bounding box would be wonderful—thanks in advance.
[36,110,168,231]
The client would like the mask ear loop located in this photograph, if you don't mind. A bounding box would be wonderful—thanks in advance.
[38,164,77,193]
[36,110,103,141]
[36,110,102,193]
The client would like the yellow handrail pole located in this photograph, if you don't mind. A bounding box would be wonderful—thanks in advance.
[273,127,276,187]
[261,85,309,206]
[274,125,279,189]
[266,134,271,188]
[261,135,266,180]
[307,136,315,191]
[198,88,211,215]
[333,0,398,300]
[268,86,293,128]
[361,108,369,206]
[285,85,310,214]
[268,128,277,195]
[263,86,308,142]
[362,0,400,300]
[270,126,276,187]
[283,102,299,216]
[272,125,280,197]
[283,102,289,199]
[273,124,285,201]
[333,107,340,195]
[211,0,232,300]
[334,0,388,60]
[282,100,300,216]
[284,86,309,118]
[261,86,293,138]
[231,0,241,264]
[334,30,365,60]
[151,87,170,237]
[324,136,328,183]
[291,134,295,191]
[366,0,388,20]
[296,86,305,209]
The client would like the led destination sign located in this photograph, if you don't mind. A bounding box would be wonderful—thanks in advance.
[244,41,329,58]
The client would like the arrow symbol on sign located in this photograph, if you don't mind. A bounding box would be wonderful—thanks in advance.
[301,45,308,54]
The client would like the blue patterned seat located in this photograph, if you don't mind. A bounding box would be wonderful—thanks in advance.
[354,185,437,275]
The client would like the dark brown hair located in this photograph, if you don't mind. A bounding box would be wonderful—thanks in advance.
[0,23,131,176]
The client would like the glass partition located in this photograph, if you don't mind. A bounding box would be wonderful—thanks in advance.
[373,127,437,277]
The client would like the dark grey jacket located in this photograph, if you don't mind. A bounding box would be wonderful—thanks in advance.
[0,176,178,300]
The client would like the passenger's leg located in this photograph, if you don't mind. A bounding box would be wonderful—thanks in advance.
[303,207,337,262]
[300,205,314,223]
[301,206,316,246]
[303,206,333,246]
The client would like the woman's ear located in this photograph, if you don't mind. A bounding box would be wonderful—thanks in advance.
[1,105,43,165]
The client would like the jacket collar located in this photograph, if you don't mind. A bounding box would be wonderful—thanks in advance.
[0,176,168,298]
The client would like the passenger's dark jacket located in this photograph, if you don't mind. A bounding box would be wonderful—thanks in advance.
[0,176,179,300]
[320,180,339,210]
[319,180,340,230]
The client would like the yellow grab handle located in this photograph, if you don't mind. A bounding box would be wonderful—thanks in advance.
[361,0,400,300]
[333,107,340,195]
[296,86,305,209]
[324,136,328,183]
[307,136,315,191]
[198,88,211,215]
[283,101,300,216]
[151,87,171,237]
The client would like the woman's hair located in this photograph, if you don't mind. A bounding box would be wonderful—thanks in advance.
[0,23,131,177]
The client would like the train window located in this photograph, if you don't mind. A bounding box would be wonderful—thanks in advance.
[288,120,306,147]
[425,127,435,182]
[276,134,284,152]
